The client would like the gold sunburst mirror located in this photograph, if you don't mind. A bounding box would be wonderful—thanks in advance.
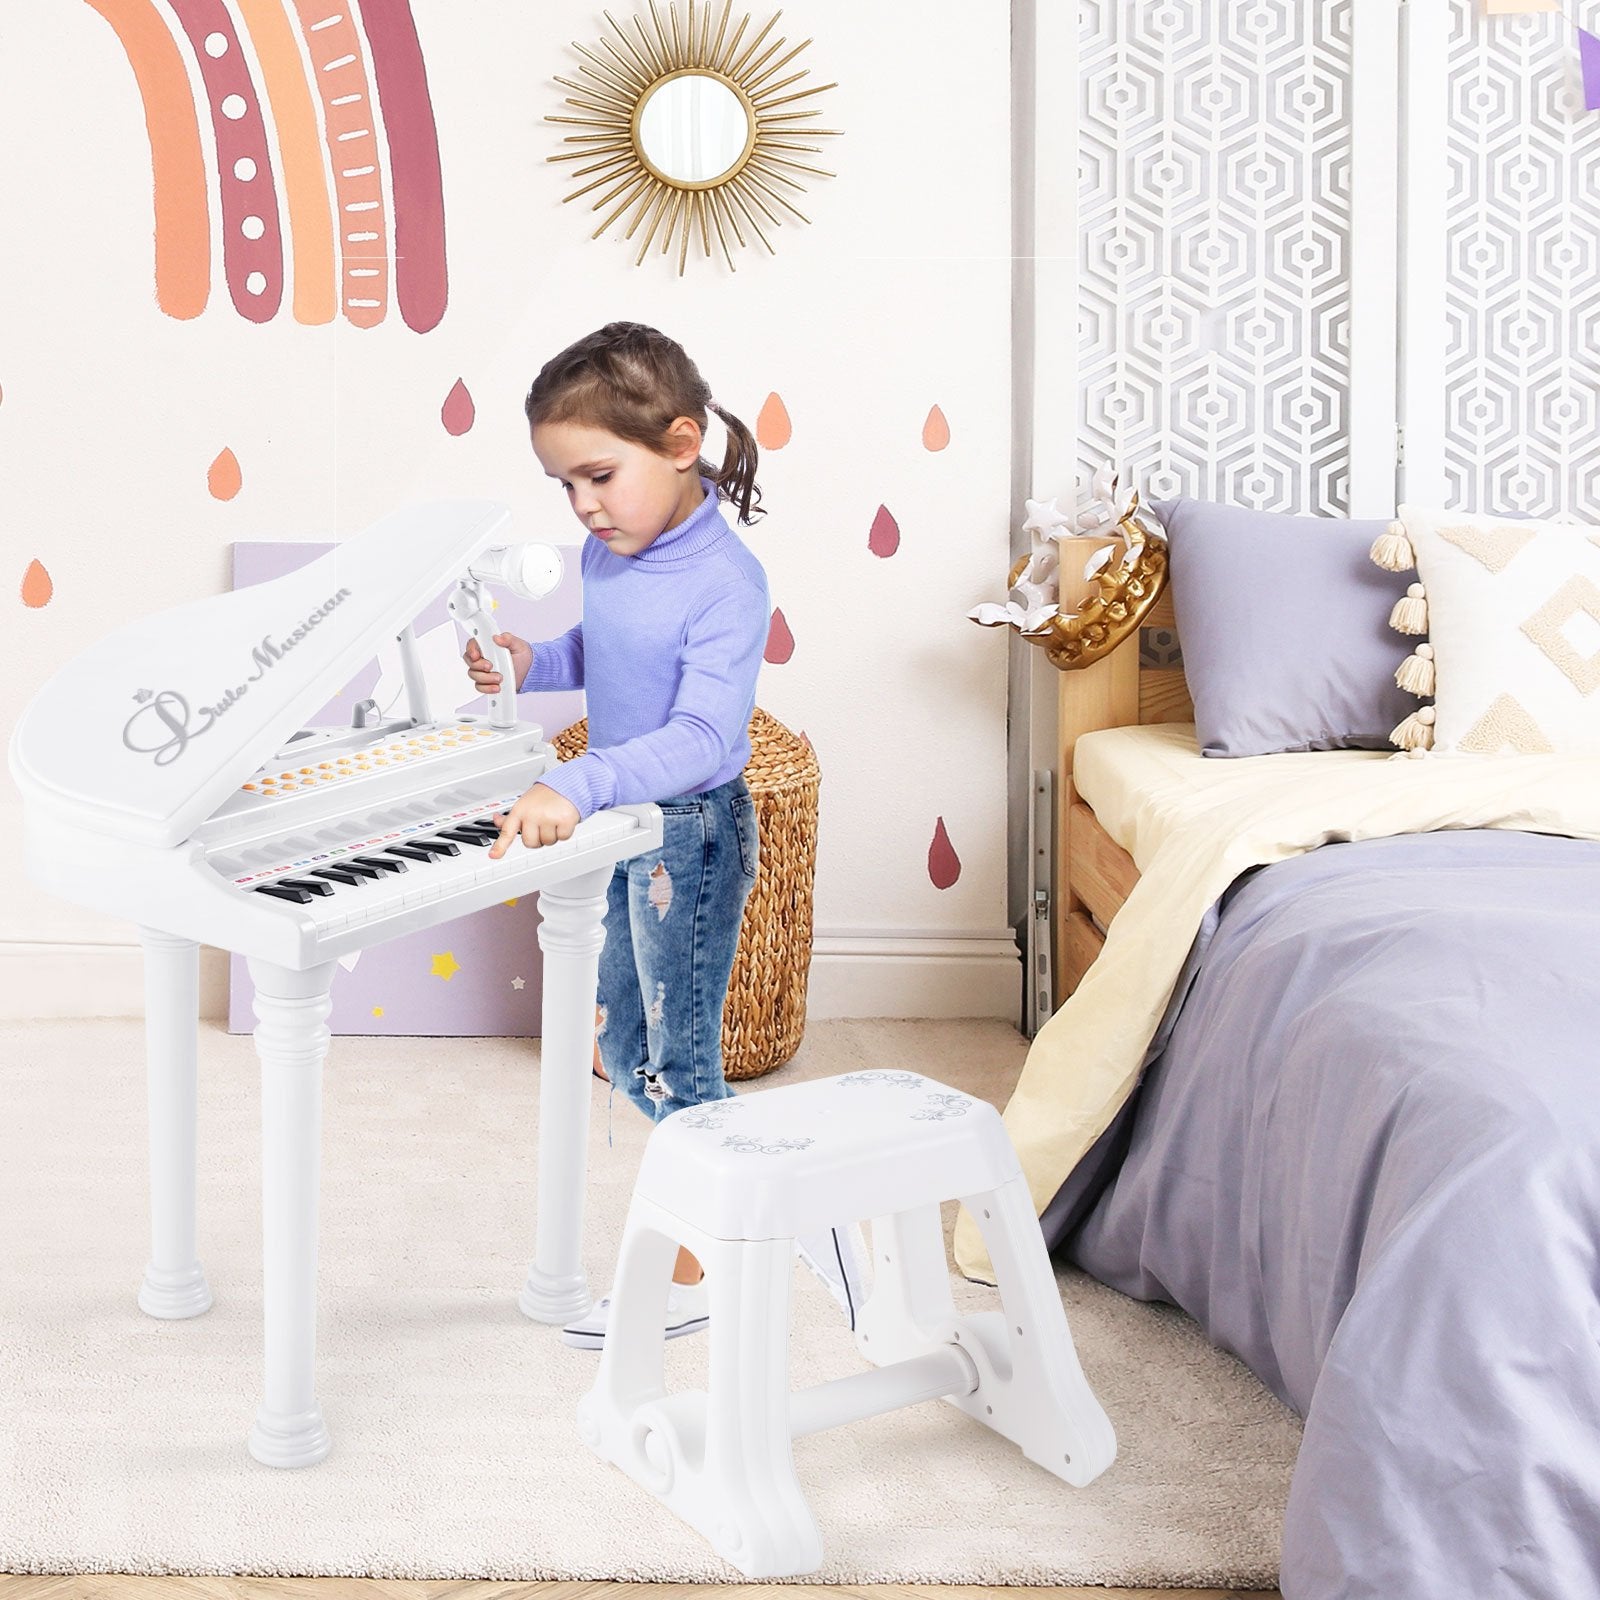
[548,0,840,273]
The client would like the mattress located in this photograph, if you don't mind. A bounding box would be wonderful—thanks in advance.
[1071,723,1389,870]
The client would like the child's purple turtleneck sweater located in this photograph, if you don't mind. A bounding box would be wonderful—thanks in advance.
[519,481,769,819]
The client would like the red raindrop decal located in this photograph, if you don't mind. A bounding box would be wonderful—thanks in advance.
[442,378,475,436]
[928,817,961,889]
[756,391,791,449]
[869,504,900,558]
[20,559,52,608]
[208,448,242,500]
[922,404,950,451]
[765,607,794,664]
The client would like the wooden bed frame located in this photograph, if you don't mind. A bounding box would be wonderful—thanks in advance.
[1056,585,1192,996]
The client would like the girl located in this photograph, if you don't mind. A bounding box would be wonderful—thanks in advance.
[462,323,862,1348]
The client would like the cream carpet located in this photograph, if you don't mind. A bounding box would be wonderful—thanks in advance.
[0,1016,1299,1586]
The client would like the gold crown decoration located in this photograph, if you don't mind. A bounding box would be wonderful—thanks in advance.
[972,488,1169,672]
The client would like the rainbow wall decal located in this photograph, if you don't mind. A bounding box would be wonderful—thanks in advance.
[85,0,447,331]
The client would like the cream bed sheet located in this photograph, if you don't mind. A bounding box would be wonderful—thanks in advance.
[954,745,1600,1281]
[1071,722,1391,867]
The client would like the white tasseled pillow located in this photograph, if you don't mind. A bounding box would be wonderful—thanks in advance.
[1371,504,1600,755]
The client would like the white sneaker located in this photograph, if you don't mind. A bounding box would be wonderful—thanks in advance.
[559,1279,710,1350]
[795,1224,871,1330]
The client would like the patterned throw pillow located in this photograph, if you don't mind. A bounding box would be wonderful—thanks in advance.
[1371,504,1600,755]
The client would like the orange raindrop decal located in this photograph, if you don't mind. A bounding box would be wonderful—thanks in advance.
[928,817,961,889]
[869,504,900,558]
[756,391,791,450]
[765,607,795,664]
[208,447,242,500]
[21,559,53,608]
[922,404,950,451]
[442,377,475,435]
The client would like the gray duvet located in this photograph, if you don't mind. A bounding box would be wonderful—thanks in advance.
[1058,828,1600,1600]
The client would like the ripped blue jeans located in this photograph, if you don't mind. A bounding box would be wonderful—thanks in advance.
[595,775,758,1122]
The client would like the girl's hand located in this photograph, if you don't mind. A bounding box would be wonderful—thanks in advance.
[489,782,581,857]
[463,632,532,696]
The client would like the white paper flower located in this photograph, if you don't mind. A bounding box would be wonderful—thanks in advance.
[967,597,1060,633]
[971,464,1140,636]
[1065,464,1136,537]
[1025,545,1060,586]
[1021,497,1074,539]
[1082,542,1117,580]
[1010,578,1053,612]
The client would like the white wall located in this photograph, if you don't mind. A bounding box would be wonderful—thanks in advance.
[0,1,1018,1022]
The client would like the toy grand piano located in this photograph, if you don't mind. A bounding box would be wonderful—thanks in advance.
[7,501,661,1466]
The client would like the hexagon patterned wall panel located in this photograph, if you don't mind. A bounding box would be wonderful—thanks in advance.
[1444,0,1600,519]
[1077,0,1354,515]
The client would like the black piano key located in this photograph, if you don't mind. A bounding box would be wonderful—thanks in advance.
[382,844,436,863]
[278,876,335,896]
[408,837,460,857]
[460,819,503,837]
[309,866,363,887]
[336,859,383,879]
[437,827,493,847]
[254,882,314,904]
[351,854,406,874]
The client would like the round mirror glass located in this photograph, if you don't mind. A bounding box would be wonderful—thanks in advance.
[636,74,751,186]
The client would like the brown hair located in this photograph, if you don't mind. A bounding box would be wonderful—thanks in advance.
[524,321,764,525]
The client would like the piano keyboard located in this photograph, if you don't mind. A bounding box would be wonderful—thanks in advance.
[226,792,641,941]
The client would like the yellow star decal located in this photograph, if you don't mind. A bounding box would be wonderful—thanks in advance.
[430,951,461,981]
[503,898,518,907]
[372,1006,384,1017]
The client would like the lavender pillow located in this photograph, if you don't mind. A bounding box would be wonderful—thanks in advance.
[1148,498,1415,757]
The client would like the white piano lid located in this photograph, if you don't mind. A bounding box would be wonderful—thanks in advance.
[8,499,514,849]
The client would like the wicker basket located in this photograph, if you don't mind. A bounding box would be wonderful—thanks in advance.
[550,708,820,1080]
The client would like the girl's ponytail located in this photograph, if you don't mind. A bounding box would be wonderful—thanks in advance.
[705,401,764,526]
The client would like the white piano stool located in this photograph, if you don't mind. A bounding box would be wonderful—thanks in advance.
[576,1069,1117,1579]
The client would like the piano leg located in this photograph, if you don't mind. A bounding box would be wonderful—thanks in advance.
[136,928,214,1320]
[245,956,336,1468]
[520,863,613,1323]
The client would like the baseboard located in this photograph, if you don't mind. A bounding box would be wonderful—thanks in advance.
[2,933,1022,1025]
[805,929,1021,1021]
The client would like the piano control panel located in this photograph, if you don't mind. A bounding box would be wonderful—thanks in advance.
[237,720,499,801]
[193,716,551,860]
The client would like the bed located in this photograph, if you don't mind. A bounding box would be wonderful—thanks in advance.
[954,503,1600,1600]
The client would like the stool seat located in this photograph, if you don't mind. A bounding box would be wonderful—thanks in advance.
[638,1070,1019,1241]
[578,1068,1116,1578]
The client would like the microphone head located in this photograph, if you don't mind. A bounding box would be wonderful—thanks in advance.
[469,543,564,601]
